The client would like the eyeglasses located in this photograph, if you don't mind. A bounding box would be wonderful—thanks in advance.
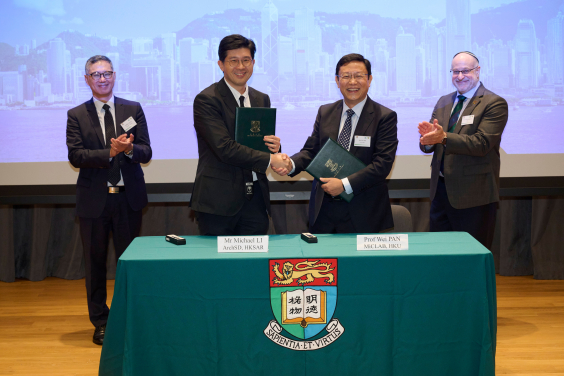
[337,73,369,82]
[226,58,253,68]
[450,67,478,76]
[87,71,114,80]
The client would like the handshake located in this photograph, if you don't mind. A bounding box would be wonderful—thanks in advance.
[270,153,293,176]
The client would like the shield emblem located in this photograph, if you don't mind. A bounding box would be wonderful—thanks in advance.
[269,258,338,340]
[251,121,260,133]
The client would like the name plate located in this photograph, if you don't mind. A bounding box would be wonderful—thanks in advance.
[218,236,269,253]
[357,234,408,251]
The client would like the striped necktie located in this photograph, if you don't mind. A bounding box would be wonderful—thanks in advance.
[447,95,466,133]
[338,109,355,150]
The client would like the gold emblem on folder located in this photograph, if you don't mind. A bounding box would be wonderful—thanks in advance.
[325,159,344,176]
[251,121,261,133]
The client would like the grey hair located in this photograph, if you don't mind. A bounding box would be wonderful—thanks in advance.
[85,55,114,75]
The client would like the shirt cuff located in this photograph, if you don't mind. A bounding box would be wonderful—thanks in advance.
[289,158,296,175]
[342,178,353,194]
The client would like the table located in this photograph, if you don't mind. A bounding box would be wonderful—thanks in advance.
[99,233,496,376]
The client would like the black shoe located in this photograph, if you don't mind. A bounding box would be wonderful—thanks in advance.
[93,325,106,345]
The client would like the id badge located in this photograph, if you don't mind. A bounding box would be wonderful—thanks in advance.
[121,116,137,132]
[461,115,474,126]
[246,182,253,196]
[354,135,371,147]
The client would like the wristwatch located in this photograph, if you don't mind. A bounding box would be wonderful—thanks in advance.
[125,147,133,156]
[441,134,447,146]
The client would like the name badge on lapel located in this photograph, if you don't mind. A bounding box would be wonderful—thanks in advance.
[121,116,137,132]
[461,115,474,126]
[354,135,371,147]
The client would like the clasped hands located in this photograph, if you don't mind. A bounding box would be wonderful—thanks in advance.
[264,134,292,176]
[109,133,134,157]
[418,119,446,145]
[270,153,292,175]
[269,151,345,196]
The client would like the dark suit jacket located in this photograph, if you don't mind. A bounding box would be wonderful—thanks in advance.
[290,96,398,233]
[66,97,152,219]
[420,83,508,209]
[191,78,272,216]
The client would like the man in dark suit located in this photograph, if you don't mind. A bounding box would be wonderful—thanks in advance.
[191,34,288,235]
[66,55,152,345]
[419,51,508,250]
[272,53,398,233]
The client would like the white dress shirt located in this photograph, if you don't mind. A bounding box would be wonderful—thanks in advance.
[451,82,480,118]
[224,80,260,181]
[338,96,368,194]
[92,95,131,186]
[289,96,368,195]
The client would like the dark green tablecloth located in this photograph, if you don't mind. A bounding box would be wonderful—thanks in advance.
[99,232,496,376]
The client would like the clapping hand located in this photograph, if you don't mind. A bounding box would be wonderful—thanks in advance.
[111,134,134,154]
[418,119,445,145]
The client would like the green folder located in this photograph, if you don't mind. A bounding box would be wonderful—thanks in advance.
[235,107,276,153]
[305,138,367,202]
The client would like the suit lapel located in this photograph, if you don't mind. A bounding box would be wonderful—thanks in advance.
[218,78,238,114]
[453,84,484,134]
[85,98,105,146]
[442,92,456,128]
[249,88,260,107]
[350,98,375,156]
[328,100,343,144]
[114,97,125,136]
[218,78,238,136]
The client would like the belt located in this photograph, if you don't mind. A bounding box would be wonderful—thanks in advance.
[108,186,126,193]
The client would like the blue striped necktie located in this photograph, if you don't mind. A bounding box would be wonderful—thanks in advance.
[338,109,355,150]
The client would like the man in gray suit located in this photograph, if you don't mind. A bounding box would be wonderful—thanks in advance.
[419,51,508,250]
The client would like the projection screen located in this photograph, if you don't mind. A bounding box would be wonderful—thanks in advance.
[1,0,563,187]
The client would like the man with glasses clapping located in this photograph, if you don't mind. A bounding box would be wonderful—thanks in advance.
[66,55,152,345]
[418,51,508,250]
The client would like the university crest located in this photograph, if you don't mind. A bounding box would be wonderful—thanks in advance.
[264,258,344,350]
[250,120,260,133]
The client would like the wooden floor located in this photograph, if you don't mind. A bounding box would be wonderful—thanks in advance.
[0,276,563,376]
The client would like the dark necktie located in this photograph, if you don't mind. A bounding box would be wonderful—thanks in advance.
[103,104,121,186]
[447,95,466,133]
[440,95,466,174]
[338,109,355,151]
[239,96,253,199]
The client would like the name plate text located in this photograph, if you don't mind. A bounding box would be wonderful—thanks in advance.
[357,234,408,251]
[218,236,269,253]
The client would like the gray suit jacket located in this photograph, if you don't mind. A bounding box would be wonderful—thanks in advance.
[191,78,272,216]
[421,83,508,209]
[290,96,398,233]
